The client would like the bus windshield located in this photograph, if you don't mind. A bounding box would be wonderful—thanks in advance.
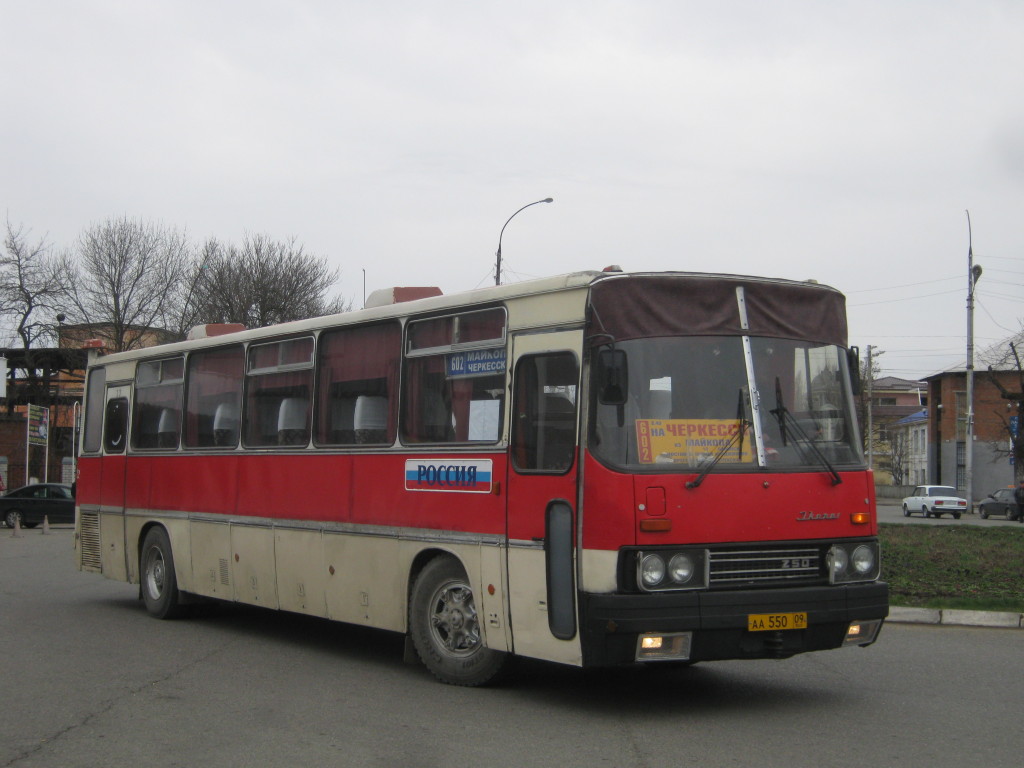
[590,335,864,472]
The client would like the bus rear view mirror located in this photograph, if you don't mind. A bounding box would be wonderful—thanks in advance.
[598,349,628,405]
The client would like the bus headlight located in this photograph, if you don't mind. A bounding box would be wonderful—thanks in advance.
[640,554,666,587]
[668,553,695,584]
[829,541,880,584]
[635,549,707,591]
[829,546,849,580]
[851,545,875,576]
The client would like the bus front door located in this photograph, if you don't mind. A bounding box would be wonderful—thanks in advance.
[506,332,582,665]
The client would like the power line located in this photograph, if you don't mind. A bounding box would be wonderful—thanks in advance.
[846,275,960,294]
[848,288,962,307]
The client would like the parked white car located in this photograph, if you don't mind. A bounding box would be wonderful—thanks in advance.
[901,485,967,519]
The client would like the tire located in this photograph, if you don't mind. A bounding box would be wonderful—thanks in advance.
[140,527,187,619]
[922,506,930,518]
[979,508,988,519]
[409,556,508,686]
[4,509,22,529]
[953,513,961,520]
[902,504,910,517]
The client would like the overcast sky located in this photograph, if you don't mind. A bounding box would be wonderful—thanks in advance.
[3,1,1022,379]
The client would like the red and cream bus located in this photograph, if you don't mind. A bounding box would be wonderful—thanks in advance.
[75,269,887,685]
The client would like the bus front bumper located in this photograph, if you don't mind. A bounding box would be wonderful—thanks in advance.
[579,581,889,667]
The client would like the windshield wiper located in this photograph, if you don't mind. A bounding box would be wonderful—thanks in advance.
[687,390,748,489]
[769,379,842,486]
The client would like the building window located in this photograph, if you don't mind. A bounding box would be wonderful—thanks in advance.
[955,390,966,440]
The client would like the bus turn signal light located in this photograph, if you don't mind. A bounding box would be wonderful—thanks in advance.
[851,512,870,525]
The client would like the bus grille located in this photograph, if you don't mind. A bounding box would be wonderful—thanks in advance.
[79,512,102,572]
[708,546,821,586]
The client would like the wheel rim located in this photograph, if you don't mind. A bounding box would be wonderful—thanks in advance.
[144,546,166,600]
[427,577,481,658]
[5,511,21,528]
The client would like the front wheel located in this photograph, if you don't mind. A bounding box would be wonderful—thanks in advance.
[4,509,22,529]
[979,509,989,519]
[140,527,187,619]
[409,557,508,686]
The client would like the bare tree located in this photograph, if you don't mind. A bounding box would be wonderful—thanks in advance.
[985,337,1024,482]
[888,431,907,485]
[1,218,65,348]
[60,216,193,352]
[192,234,349,328]
[856,348,884,455]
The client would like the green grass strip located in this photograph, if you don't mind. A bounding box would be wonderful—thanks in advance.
[880,523,1024,612]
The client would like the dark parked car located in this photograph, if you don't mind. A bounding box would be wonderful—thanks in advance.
[0,483,75,529]
[978,488,1021,520]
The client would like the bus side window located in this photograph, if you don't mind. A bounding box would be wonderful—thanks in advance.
[184,345,244,449]
[103,398,129,454]
[315,322,399,446]
[512,352,579,472]
[132,357,184,450]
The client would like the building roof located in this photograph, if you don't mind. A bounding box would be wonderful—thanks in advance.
[893,408,928,427]
[872,376,925,391]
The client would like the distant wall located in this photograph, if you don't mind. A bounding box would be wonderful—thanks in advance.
[876,485,914,499]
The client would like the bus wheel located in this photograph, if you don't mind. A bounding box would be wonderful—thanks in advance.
[140,527,187,620]
[409,557,507,686]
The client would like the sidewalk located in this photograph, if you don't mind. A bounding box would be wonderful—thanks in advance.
[888,606,1023,629]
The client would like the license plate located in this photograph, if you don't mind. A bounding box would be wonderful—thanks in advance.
[748,612,808,632]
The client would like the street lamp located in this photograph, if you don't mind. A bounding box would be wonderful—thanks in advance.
[495,198,553,286]
[965,211,982,511]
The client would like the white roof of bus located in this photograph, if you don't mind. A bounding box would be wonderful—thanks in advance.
[87,269,841,365]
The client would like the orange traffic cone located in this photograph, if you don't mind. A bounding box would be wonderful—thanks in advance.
[42,515,50,535]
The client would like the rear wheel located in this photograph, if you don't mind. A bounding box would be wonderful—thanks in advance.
[902,504,910,517]
[409,557,507,686]
[953,513,962,520]
[4,509,22,529]
[922,506,930,518]
[140,527,187,619]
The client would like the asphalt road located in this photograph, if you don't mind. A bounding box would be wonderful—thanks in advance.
[3,527,1023,768]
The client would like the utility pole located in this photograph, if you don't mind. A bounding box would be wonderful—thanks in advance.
[866,345,875,470]
[965,211,982,511]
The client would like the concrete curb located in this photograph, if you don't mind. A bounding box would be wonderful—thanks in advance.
[888,606,1023,629]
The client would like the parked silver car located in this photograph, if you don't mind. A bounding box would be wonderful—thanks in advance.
[901,485,966,519]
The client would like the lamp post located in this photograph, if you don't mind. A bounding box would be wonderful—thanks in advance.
[495,198,553,286]
[965,211,982,511]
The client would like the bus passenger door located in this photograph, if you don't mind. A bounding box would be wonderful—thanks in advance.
[97,385,131,581]
[506,332,582,665]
